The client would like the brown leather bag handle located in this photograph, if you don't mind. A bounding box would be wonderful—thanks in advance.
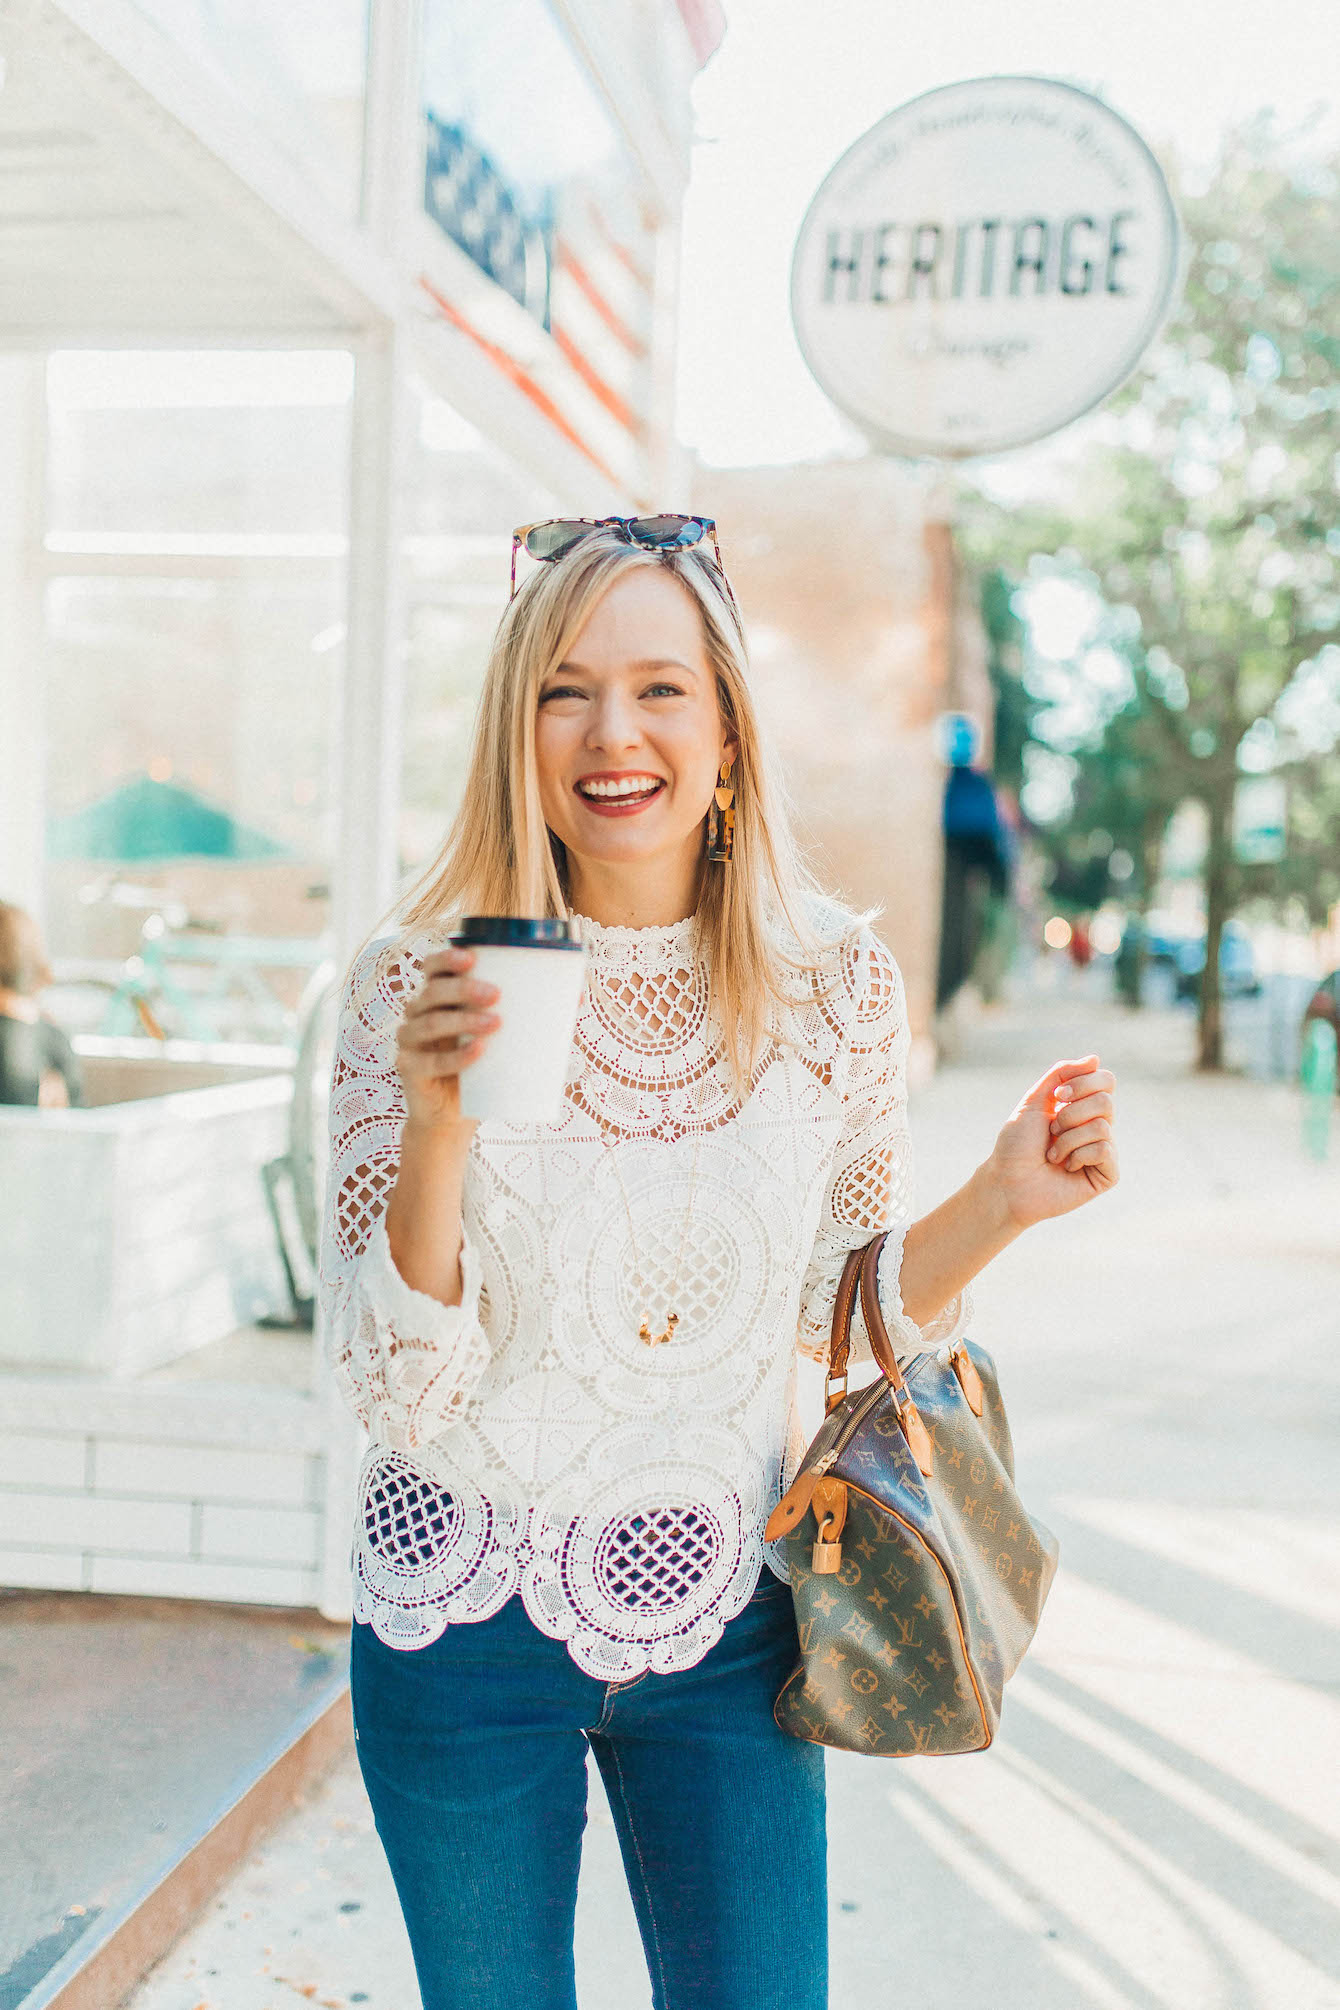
[766,1233,934,1544]
[823,1241,867,1410]
[858,1235,909,1387]
[825,1232,909,1407]
[825,1232,934,1476]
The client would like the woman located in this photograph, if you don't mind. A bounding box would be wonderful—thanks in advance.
[318,518,1118,2010]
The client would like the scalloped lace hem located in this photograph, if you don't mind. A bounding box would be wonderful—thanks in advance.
[350,1549,790,1680]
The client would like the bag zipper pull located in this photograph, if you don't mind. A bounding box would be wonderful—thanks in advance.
[764,1446,841,1541]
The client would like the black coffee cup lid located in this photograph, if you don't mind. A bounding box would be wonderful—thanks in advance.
[449,916,585,950]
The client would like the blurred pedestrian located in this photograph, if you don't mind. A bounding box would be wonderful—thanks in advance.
[1113,915,1146,1006]
[0,902,84,1108]
[1068,913,1093,969]
[1300,970,1340,1154]
[318,518,1120,2010]
[1300,1016,1336,1159]
[1302,968,1340,1056]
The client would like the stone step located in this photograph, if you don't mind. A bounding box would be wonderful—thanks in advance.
[0,1589,350,2010]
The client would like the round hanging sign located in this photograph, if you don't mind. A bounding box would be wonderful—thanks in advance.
[790,75,1181,459]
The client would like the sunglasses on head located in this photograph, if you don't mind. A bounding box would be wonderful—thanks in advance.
[510,514,738,614]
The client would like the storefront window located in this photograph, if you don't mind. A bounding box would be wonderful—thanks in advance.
[129,0,369,218]
[41,351,351,1045]
[421,1,655,435]
[398,384,559,882]
[40,357,579,1041]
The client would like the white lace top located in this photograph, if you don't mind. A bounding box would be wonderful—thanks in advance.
[318,900,973,1680]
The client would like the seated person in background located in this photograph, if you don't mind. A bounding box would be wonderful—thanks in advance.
[0,902,85,1108]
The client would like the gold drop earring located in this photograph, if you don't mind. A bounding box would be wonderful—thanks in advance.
[706,756,735,863]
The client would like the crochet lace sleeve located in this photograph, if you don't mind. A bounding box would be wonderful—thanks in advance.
[317,936,491,1451]
[796,929,973,1371]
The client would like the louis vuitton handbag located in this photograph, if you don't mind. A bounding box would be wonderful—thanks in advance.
[764,1233,1058,1755]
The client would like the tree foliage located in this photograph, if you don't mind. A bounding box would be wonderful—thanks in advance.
[960,112,1340,1068]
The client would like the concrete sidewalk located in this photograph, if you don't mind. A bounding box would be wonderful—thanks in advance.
[125,976,1340,2010]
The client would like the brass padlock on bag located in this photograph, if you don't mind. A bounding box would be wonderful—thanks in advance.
[811,1477,848,1573]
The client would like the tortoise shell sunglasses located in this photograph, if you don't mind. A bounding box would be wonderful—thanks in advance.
[510,514,739,617]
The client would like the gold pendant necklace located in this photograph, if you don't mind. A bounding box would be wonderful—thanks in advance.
[600,1124,703,1345]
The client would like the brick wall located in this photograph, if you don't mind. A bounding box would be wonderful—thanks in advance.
[0,1378,332,1609]
[692,457,991,1054]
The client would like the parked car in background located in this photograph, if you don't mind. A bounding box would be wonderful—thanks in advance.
[1171,920,1262,1001]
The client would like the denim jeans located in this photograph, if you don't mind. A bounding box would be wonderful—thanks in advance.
[349,1569,828,2010]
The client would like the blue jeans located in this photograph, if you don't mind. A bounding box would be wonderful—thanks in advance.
[349,1570,828,2010]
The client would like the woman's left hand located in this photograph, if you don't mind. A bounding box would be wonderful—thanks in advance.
[987,1054,1119,1229]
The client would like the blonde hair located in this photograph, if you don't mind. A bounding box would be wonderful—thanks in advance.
[380,529,867,1089]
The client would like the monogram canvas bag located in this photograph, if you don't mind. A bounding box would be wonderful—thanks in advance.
[765,1234,1058,1755]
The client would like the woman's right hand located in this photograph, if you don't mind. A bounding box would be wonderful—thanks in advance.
[394,946,501,1131]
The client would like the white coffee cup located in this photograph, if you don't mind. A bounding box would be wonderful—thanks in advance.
[450,916,588,1123]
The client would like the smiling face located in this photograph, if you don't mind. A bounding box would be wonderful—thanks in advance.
[534,566,737,909]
